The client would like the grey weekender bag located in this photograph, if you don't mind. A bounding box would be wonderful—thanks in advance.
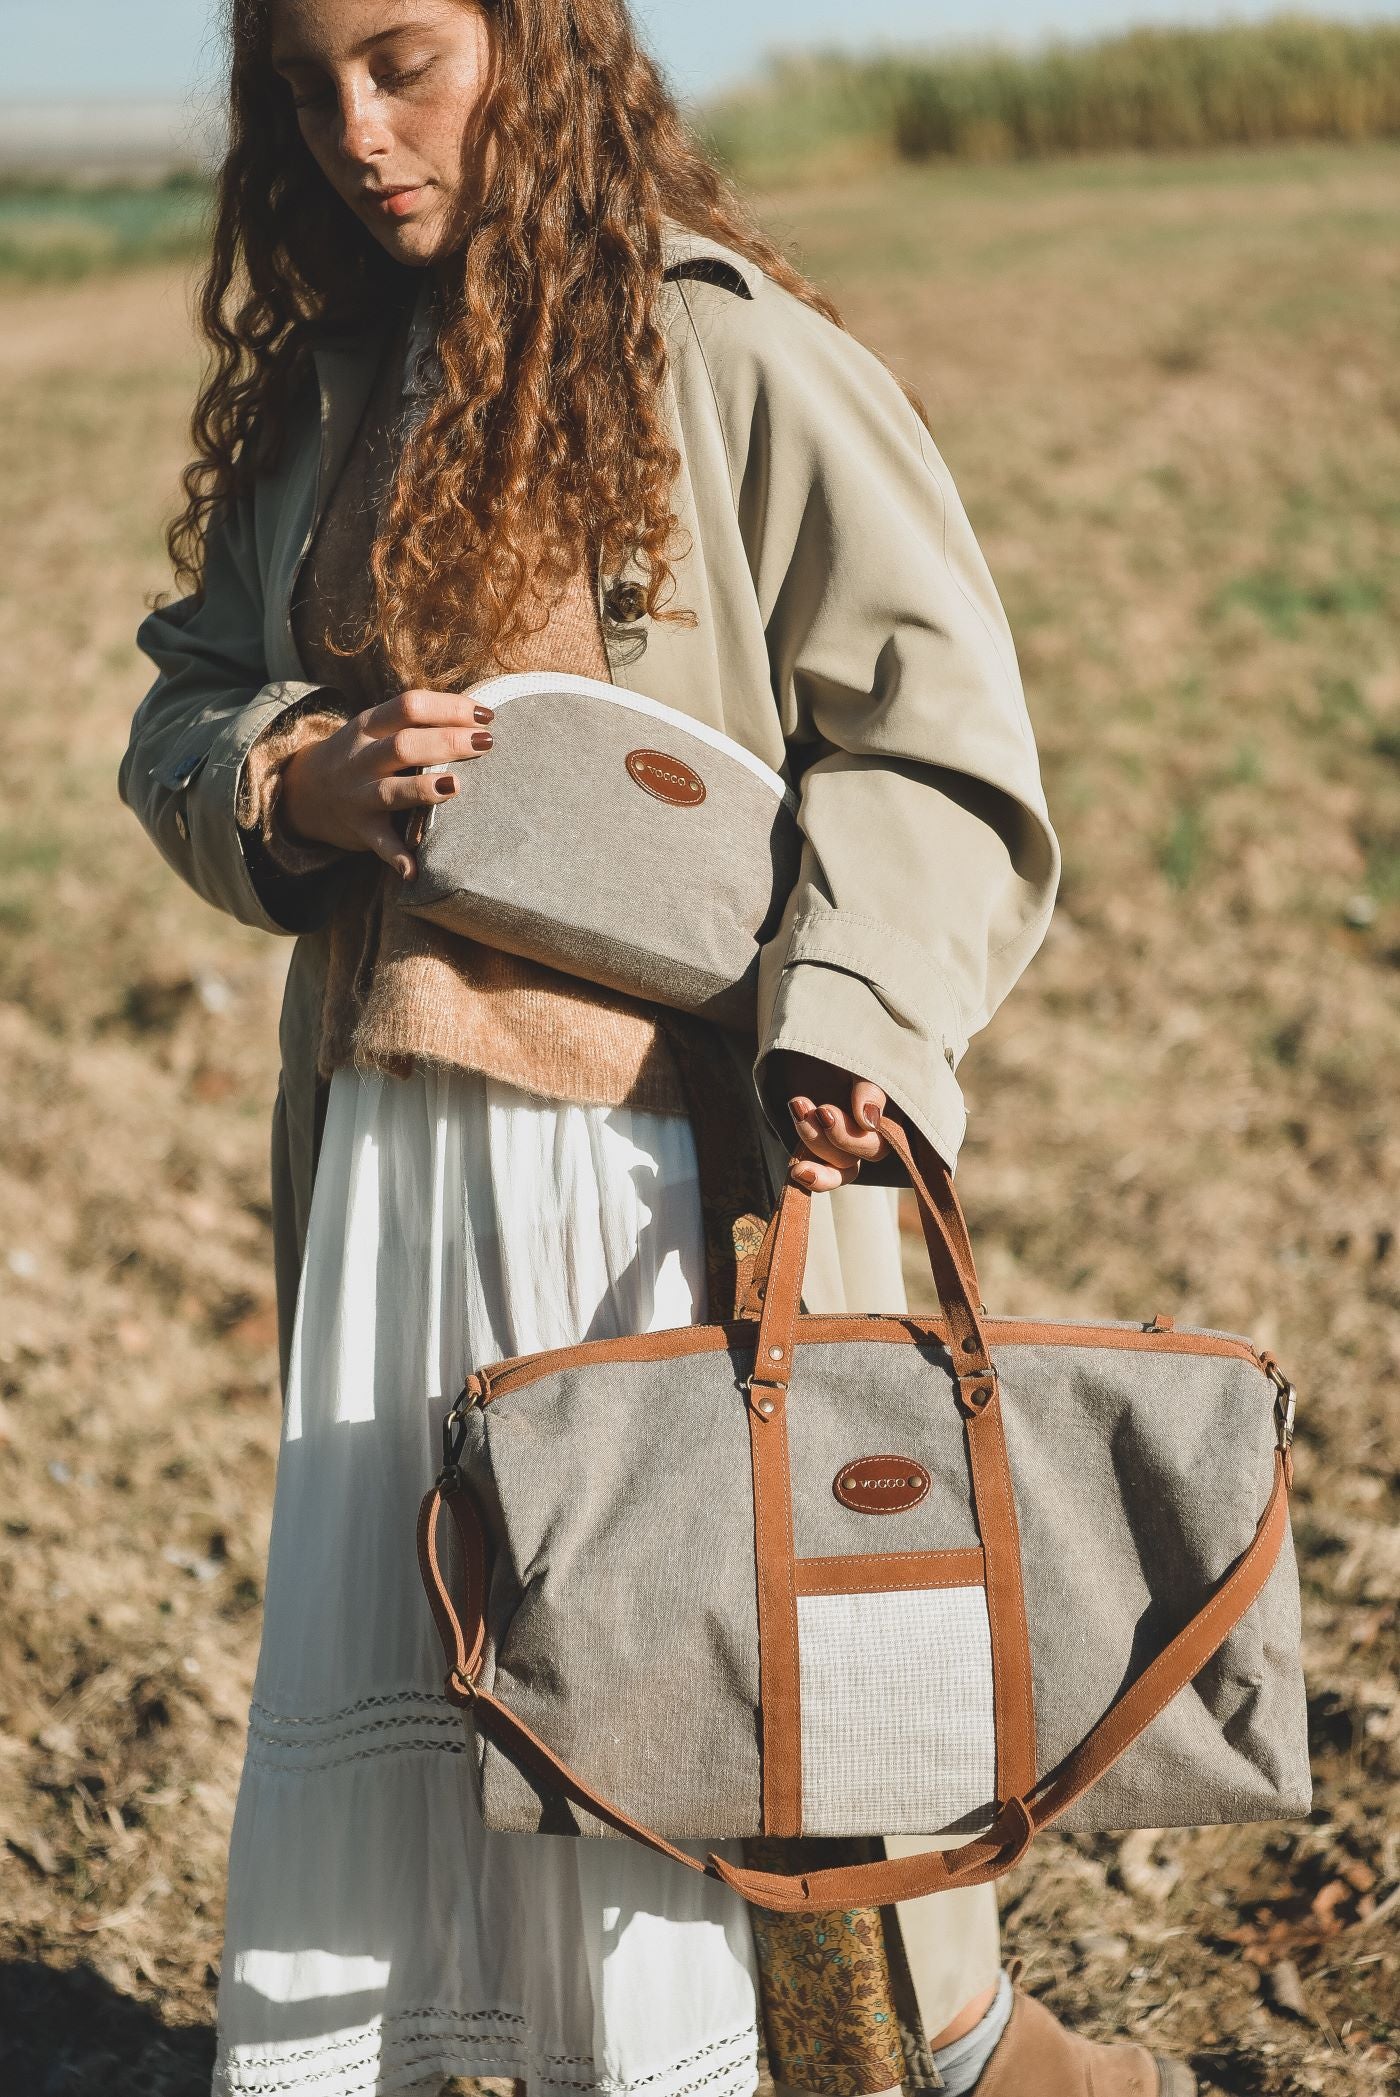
[418,1117,1309,1913]
[401,669,802,1028]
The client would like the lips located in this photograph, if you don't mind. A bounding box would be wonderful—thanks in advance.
[366,185,425,219]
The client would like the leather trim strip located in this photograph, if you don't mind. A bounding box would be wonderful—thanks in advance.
[748,1388,802,1835]
[963,1387,1037,1804]
[793,1547,985,1597]
[479,1314,1264,1402]
[750,1182,810,1391]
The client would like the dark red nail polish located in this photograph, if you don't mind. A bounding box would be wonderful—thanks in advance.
[818,1105,838,1128]
[472,731,493,751]
[861,1102,881,1129]
[474,705,495,724]
[434,774,457,795]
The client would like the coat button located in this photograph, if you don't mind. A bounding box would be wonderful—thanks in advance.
[174,808,189,842]
[603,579,646,625]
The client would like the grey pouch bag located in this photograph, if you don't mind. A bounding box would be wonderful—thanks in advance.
[418,1118,1309,1916]
[400,669,802,1028]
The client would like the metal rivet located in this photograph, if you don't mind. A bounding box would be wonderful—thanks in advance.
[769,1346,783,1361]
[757,1397,775,1417]
[907,1478,921,1489]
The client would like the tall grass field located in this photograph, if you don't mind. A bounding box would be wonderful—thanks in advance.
[704,15,1400,182]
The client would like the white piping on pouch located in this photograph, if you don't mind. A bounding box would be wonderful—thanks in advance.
[466,669,799,811]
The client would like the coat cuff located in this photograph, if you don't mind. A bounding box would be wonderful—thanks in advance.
[755,906,969,1172]
[179,684,350,934]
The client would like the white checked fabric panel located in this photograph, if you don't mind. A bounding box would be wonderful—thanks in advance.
[797,1586,997,1835]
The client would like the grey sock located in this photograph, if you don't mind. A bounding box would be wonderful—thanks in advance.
[930,1968,1014,2095]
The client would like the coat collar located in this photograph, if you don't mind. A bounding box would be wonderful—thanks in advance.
[660,220,759,299]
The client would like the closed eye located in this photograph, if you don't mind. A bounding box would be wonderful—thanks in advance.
[377,58,436,93]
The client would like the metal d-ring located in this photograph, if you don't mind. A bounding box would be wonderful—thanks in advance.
[440,1383,480,1475]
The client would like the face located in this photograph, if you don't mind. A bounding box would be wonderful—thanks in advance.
[271,0,495,266]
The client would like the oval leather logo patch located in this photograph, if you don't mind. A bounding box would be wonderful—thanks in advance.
[625,748,706,807]
[833,1456,931,1515]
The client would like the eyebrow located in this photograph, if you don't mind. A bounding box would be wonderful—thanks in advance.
[272,15,444,67]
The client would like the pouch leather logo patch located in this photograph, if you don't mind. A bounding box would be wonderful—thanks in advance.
[625,748,706,807]
[834,1456,931,1514]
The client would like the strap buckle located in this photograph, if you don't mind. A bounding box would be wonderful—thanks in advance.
[955,1365,999,1417]
[742,1375,782,1421]
[1264,1359,1297,1450]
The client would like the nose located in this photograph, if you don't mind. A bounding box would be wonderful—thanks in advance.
[336,79,392,168]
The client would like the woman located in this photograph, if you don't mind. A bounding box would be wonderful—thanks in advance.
[121,3,1190,2094]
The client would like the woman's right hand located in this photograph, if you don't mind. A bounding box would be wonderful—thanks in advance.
[280,688,496,880]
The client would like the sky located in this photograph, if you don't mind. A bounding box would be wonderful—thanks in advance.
[3,0,1399,105]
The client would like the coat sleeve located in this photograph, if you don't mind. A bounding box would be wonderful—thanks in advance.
[694,282,1060,1172]
[121,493,347,936]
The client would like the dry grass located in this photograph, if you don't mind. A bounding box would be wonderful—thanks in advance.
[1,144,1398,2093]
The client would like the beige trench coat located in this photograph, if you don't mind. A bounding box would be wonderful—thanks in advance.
[122,223,1059,1376]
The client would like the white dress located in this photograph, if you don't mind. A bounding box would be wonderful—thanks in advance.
[214,1064,762,2097]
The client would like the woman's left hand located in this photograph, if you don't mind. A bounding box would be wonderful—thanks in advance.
[774,1053,891,1191]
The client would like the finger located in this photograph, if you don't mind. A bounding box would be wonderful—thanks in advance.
[373,770,464,811]
[798,1128,872,1172]
[809,1101,883,1163]
[789,1153,859,1191]
[787,1095,826,1156]
[361,689,496,740]
[851,1080,890,1154]
[363,818,416,881]
[364,725,494,774]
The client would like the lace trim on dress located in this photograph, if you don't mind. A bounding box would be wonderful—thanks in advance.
[245,1694,468,1773]
[213,2010,758,2097]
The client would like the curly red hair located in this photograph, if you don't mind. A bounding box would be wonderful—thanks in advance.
[173,0,890,687]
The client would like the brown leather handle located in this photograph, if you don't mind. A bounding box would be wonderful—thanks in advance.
[752,1113,994,1390]
[740,1118,984,1321]
[417,1451,1291,1913]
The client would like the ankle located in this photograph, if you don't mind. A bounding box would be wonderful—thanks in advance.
[928,1979,1000,2052]
[929,1969,1014,2096]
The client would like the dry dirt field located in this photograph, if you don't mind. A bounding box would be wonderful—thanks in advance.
[1,145,1397,2094]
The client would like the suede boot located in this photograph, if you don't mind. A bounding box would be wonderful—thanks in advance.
[976,1990,1196,2096]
